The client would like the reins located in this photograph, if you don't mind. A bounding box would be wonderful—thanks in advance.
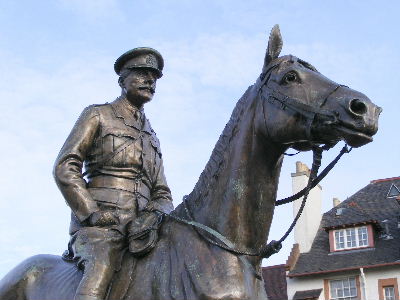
[159,143,352,259]
[157,60,354,259]
[276,144,352,206]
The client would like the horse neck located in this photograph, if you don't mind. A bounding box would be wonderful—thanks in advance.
[189,86,285,253]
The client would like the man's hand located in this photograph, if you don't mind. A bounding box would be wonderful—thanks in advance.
[89,211,118,227]
[144,201,156,212]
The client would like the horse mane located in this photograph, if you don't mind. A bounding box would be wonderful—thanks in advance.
[184,83,256,206]
[177,55,316,210]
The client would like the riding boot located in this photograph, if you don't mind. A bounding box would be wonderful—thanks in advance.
[74,260,114,300]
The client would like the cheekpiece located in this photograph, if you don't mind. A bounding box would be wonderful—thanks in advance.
[114,47,164,78]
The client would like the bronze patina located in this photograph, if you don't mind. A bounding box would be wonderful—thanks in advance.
[52,47,174,300]
[0,25,381,300]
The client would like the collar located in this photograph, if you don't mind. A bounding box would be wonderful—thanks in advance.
[110,96,153,134]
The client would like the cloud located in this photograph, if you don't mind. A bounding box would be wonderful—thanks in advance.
[0,30,396,275]
[0,34,268,275]
[0,50,118,276]
[56,0,122,20]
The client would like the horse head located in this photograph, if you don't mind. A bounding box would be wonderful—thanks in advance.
[257,25,381,152]
[186,25,382,262]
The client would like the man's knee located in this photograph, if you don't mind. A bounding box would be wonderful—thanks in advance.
[72,227,125,266]
[71,227,125,299]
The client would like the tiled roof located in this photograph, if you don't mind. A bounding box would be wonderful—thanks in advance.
[262,264,288,300]
[292,288,322,299]
[289,177,400,277]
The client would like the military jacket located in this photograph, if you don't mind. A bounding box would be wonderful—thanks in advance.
[54,97,173,232]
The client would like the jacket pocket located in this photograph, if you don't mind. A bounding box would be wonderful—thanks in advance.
[101,126,139,140]
[101,127,139,159]
[89,188,119,204]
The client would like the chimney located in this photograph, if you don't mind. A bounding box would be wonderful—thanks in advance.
[333,197,341,207]
[397,216,400,229]
[292,161,322,253]
[381,220,393,240]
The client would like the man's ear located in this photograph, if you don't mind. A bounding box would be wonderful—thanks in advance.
[118,76,124,88]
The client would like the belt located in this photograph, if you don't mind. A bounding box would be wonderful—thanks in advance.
[88,175,143,195]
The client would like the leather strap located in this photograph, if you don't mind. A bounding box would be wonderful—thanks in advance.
[83,137,135,177]
[87,175,145,195]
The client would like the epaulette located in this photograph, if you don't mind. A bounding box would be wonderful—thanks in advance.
[92,102,109,107]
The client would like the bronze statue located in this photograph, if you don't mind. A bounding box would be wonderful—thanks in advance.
[53,47,174,300]
[0,25,381,300]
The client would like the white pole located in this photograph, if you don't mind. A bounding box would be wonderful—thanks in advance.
[360,267,368,300]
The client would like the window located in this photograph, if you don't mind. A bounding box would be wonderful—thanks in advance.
[384,286,395,300]
[387,184,400,198]
[333,226,369,250]
[357,226,368,246]
[378,278,399,300]
[329,277,357,300]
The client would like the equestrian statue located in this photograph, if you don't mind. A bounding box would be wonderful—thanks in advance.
[0,25,381,300]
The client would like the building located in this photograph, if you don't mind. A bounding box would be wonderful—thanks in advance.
[263,264,288,300]
[264,162,400,300]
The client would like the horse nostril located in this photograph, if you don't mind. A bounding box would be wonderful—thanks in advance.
[349,99,368,116]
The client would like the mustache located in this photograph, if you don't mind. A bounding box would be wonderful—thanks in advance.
[138,86,155,93]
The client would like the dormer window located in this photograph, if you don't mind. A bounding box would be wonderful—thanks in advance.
[329,225,374,252]
[387,184,400,198]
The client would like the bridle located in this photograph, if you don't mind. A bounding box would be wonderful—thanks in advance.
[158,57,353,259]
[260,56,350,144]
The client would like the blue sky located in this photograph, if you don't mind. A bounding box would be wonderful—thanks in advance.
[0,0,399,277]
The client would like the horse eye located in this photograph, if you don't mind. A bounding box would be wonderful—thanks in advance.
[283,72,298,84]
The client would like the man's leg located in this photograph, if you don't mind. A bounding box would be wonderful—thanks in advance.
[71,227,125,300]
[75,259,117,300]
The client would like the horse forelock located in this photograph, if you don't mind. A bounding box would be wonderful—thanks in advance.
[262,56,318,81]
[183,85,254,207]
[297,58,319,73]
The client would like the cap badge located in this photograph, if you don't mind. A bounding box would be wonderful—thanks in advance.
[146,55,157,68]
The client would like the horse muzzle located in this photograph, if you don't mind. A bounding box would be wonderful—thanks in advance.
[333,94,382,148]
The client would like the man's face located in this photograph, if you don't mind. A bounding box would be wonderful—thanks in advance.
[121,68,158,107]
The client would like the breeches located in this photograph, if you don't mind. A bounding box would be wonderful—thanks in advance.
[71,227,126,298]
[69,188,139,235]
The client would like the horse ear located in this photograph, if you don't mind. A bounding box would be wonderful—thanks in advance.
[262,25,283,72]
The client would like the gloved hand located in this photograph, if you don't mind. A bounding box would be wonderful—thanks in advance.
[144,201,156,212]
[89,211,118,227]
[144,200,173,214]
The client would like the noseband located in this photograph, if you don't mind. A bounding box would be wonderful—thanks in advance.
[259,56,348,145]
[158,58,353,262]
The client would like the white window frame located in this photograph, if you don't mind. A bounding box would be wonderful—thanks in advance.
[329,277,358,300]
[387,183,400,198]
[384,286,395,300]
[333,226,369,250]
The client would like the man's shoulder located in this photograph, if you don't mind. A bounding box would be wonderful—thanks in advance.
[81,102,113,116]
[88,102,111,110]
[75,103,116,126]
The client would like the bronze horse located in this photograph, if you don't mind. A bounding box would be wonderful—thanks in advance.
[0,25,381,300]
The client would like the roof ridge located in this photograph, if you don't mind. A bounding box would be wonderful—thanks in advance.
[347,201,376,220]
[371,176,400,184]
[262,264,286,269]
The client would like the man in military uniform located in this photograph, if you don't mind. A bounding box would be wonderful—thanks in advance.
[54,47,174,300]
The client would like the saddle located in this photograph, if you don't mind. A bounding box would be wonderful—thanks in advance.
[128,211,163,256]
